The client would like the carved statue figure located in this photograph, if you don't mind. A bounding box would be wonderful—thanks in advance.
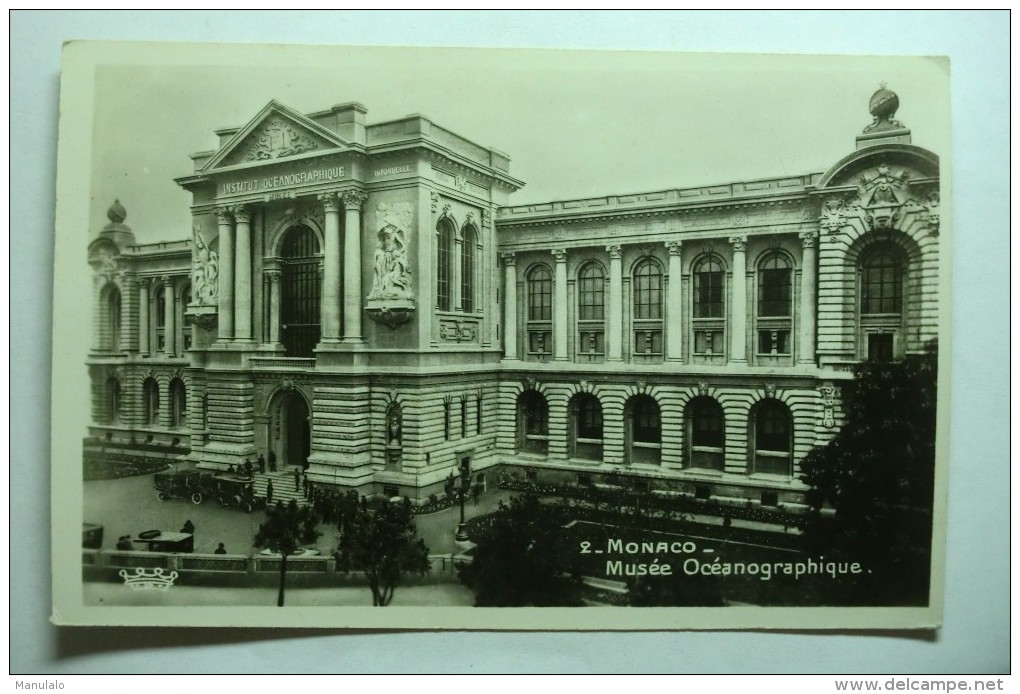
[369,223,412,300]
[192,228,219,305]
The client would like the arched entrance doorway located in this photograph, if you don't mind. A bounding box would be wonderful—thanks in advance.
[270,390,311,469]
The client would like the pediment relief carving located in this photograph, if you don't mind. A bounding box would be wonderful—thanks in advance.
[217,114,337,168]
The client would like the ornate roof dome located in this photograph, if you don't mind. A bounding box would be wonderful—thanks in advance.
[107,199,127,224]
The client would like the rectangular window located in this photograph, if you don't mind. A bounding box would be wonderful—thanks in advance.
[757,329,791,355]
[758,268,792,317]
[460,397,467,438]
[694,269,724,318]
[868,333,895,362]
[475,395,482,435]
[443,400,451,440]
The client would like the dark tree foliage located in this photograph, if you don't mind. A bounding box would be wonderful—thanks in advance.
[335,498,431,607]
[253,500,322,607]
[458,494,584,607]
[627,571,726,607]
[799,342,938,606]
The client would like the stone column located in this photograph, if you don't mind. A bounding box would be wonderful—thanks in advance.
[453,231,464,311]
[607,244,623,362]
[138,278,150,356]
[91,279,103,351]
[798,231,818,365]
[341,190,368,342]
[216,208,235,340]
[501,252,517,359]
[232,206,253,341]
[729,236,748,365]
[267,270,281,344]
[163,276,176,357]
[665,241,683,361]
[552,248,568,361]
[319,193,342,342]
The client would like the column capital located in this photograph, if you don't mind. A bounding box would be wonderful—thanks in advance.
[317,192,341,212]
[665,240,683,257]
[499,252,517,267]
[265,268,281,282]
[215,207,233,225]
[551,248,568,264]
[799,230,818,248]
[161,275,175,289]
[606,244,623,259]
[341,189,368,210]
[229,205,251,223]
[728,236,748,252]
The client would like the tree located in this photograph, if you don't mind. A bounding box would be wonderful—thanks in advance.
[335,498,430,606]
[254,500,322,607]
[458,494,583,606]
[799,342,938,606]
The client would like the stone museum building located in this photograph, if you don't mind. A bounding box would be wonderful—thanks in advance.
[84,88,941,508]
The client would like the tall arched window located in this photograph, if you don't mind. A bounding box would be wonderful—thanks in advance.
[103,285,121,352]
[179,284,193,352]
[517,390,549,455]
[685,396,724,471]
[569,393,603,461]
[280,225,320,357]
[437,219,454,311]
[143,377,160,426]
[526,265,553,357]
[625,394,661,465]
[576,262,605,358]
[153,285,167,352]
[633,258,663,357]
[692,256,725,357]
[461,224,477,313]
[751,399,792,476]
[859,243,906,362]
[105,376,121,424]
[169,378,187,428]
[756,253,792,357]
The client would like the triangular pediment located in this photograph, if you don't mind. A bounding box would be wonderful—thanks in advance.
[201,101,348,171]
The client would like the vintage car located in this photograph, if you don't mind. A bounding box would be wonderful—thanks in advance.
[154,470,210,504]
[133,530,194,553]
[211,475,258,513]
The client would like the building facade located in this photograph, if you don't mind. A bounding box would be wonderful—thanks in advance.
[85,88,941,508]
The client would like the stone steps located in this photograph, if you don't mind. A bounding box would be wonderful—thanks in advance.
[250,468,310,508]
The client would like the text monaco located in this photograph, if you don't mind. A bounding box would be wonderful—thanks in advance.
[219,166,345,195]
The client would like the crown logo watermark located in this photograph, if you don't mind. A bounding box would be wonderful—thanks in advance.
[118,567,179,591]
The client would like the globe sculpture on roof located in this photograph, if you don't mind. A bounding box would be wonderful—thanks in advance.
[864,84,905,133]
[107,199,127,224]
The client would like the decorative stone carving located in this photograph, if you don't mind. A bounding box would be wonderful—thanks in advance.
[665,240,682,257]
[522,376,537,391]
[500,252,517,267]
[859,164,911,231]
[482,208,492,228]
[764,382,777,399]
[341,190,368,211]
[820,383,839,428]
[464,211,474,226]
[799,230,817,249]
[455,175,469,191]
[93,247,120,282]
[366,202,416,330]
[442,203,452,217]
[606,244,622,259]
[244,117,319,161]
[274,204,325,234]
[863,85,906,134]
[552,248,568,263]
[431,191,441,213]
[191,224,219,306]
[923,189,940,236]
[230,205,251,223]
[439,319,477,342]
[317,192,340,213]
[697,381,710,397]
[729,236,747,252]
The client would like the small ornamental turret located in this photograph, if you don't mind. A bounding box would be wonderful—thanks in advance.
[98,198,136,248]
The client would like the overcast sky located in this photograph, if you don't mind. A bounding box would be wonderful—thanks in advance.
[88,46,949,245]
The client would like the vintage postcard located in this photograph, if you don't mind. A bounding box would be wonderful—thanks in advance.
[52,41,951,629]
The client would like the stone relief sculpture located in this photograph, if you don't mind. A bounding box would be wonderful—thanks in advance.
[191,225,219,305]
[365,201,416,328]
[244,117,319,161]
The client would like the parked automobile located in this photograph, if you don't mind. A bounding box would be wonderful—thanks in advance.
[212,475,258,513]
[133,529,194,553]
[154,470,210,504]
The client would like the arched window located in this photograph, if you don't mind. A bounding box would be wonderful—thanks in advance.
[756,253,792,357]
[143,377,160,426]
[461,224,477,313]
[179,284,193,352]
[385,401,402,470]
[280,225,320,357]
[169,378,187,428]
[103,285,122,352]
[633,259,663,357]
[859,243,906,362]
[625,394,661,465]
[685,396,724,470]
[153,285,167,352]
[437,219,454,312]
[692,256,725,357]
[526,265,553,357]
[105,377,121,424]
[569,393,603,461]
[751,399,793,476]
[517,390,549,455]
[576,262,605,358]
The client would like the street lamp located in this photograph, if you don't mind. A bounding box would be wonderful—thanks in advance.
[446,462,472,542]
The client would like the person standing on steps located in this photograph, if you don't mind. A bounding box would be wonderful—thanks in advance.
[266,479,274,505]
[294,466,301,490]
[257,453,266,475]
[268,450,277,473]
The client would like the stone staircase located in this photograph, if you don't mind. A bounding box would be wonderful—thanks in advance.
[251,467,310,508]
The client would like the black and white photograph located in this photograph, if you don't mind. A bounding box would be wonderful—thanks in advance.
[52,41,951,629]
